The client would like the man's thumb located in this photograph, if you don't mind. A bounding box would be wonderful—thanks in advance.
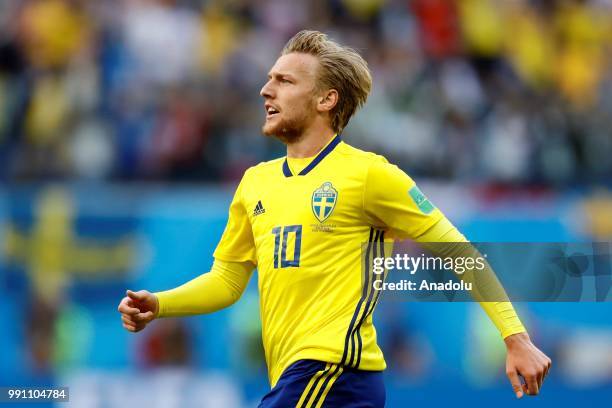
[126,289,147,302]
[506,369,524,399]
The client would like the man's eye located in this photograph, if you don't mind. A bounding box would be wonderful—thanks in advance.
[281,79,291,84]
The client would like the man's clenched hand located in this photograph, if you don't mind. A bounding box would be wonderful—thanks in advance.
[117,290,159,333]
[505,332,552,398]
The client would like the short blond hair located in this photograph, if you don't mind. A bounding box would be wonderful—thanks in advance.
[282,30,372,134]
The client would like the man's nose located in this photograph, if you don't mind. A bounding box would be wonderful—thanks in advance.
[260,81,274,98]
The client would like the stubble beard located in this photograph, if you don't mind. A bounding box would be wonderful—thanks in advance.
[261,109,314,145]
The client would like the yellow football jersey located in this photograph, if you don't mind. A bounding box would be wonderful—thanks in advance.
[213,135,443,386]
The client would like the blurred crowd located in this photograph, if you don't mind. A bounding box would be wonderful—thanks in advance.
[1,0,612,185]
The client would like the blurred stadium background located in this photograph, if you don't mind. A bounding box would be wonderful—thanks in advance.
[0,0,611,406]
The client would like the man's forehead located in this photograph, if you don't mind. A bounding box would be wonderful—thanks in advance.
[268,53,318,77]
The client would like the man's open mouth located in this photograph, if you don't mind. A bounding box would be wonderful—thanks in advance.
[265,104,280,118]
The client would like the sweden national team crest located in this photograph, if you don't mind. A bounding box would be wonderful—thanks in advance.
[312,182,338,223]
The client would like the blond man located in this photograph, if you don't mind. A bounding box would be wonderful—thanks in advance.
[118,31,551,407]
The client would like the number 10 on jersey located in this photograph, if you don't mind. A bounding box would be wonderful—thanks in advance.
[271,225,302,268]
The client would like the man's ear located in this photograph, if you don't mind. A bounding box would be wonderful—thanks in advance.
[317,89,338,113]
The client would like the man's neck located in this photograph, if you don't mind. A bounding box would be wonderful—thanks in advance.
[286,127,336,158]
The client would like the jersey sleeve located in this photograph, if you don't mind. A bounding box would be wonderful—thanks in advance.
[155,259,254,317]
[213,171,258,264]
[363,158,444,239]
[415,217,527,339]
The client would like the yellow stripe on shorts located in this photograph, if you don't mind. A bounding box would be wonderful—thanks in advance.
[295,363,332,408]
[311,365,344,408]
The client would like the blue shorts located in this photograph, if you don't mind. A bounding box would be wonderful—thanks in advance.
[258,360,385,408]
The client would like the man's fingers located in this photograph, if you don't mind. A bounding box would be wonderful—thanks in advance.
[544,357,552,379]
[122,318,146,332]
[120,290,155,333]
[506,369,524,398]
[536,371,544,391]
[118,299,140,315]
[121,315,137,327]
[123,323,135,332]
[141,311,155,321]
[539,357,552,388]
[523,372,540,396]
[122,321,137,331]
[132,311,155,323]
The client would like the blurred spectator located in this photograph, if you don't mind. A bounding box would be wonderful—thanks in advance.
[558,329,612,386]
[121,0,200,87]
[0,0,609,185]
[18,0,92,70]
[411,0,460,60]
[142,320,193,367]
[384,324,433,382]
[26,295,58,374]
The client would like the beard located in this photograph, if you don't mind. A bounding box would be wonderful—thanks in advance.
[261,109,313,144]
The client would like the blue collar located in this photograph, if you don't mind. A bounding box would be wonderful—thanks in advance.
[282,135,342,177]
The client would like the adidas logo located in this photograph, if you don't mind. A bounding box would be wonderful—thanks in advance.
[253,200,265,216]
